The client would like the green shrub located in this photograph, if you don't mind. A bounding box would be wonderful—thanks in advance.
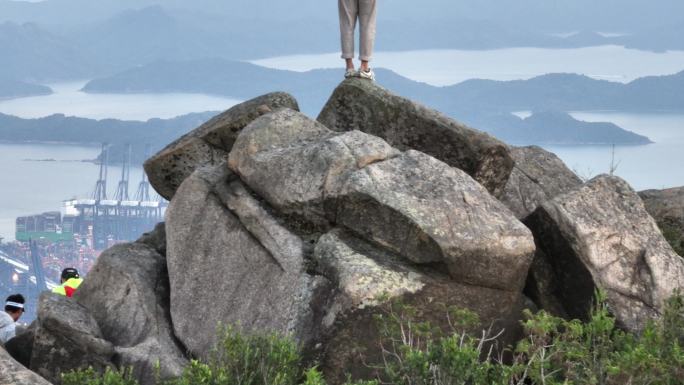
[62,367,139,385]
[167,325,303,385]
[363,292,684,385]
[661,222,684,256]
[57,292,684,385]
[370,300,521,385]
[516,290,684,385]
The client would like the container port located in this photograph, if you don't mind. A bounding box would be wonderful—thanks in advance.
[0,143,165,321]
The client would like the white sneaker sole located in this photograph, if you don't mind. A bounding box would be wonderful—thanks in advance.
[359,69,375,81]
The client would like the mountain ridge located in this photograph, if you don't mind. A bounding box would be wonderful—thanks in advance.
[83,59,684,113]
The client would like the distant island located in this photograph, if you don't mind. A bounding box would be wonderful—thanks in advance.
[0,112,217,164]
[82,58,684,114]
[0,97,651,161]
[472,111,651,145]
[80,58,662,146]
[0,78,52,99]
[4,59,673,158]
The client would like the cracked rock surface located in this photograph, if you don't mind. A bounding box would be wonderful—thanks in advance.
[144,92,299,200]
[165,163,330,358]
[501,146,582,219]
[525,175,684,331]
[318,78,514,197]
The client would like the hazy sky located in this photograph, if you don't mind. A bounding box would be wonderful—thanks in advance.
[2,0,683,29]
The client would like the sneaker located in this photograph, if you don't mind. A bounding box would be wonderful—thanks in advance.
[344,69,357,79]
[358,68,375,81]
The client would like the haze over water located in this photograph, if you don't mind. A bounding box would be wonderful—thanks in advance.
[555,112,684,191]
[253,46,684,86]
[0,82,240,120]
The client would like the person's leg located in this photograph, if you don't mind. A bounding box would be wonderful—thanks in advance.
[339,0,358,70]
[358,0,377,71]
[345,58,354,71]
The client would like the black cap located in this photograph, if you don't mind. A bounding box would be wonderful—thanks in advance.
[61,268,80,280]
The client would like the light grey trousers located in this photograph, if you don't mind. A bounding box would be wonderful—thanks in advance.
[338,0,377,61]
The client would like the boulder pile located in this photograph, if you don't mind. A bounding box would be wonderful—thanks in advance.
[3,78,683,384]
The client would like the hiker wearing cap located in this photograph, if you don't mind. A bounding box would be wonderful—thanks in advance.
[0,294,25,344]
[52,268,83,298]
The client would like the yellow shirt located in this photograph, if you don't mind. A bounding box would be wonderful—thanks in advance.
[52,277,83,297]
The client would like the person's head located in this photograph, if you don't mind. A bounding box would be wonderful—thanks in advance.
[60,267,80,284]
[5,294,25,322]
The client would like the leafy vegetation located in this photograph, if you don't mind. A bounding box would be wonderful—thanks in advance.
[166,325,303,385]
[62,367,139,385]
[61,291,684,385]
[515,291,684,385]
[660,221,684,256]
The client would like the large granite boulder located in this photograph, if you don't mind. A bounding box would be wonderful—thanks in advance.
[165,163,330,358]
[74,241,187,385]
[313,229,527,382]
[318,78,513,197]
[0,346,52,385]
[229,109,399,228]
[501,146,582,219]
[31,293,114,384]
[639,186,684,255]
[333,150,535,291]
[525,175,684,331]
[230,110,535,292]
[145,92,299,199]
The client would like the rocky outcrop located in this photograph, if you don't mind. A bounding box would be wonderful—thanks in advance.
[145,92,299,199]
[23,84,681,385]
[0,346,52,385]
[151,98,535,378]
[222,107,534,378]
[318,78,514,197]
[31,293,115,384]
[74,242,187,385]
[165,163,329,358]
[525,175,684,331]
[501,146,582,219]
[639,186,684,255]
[230,109,535,292]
